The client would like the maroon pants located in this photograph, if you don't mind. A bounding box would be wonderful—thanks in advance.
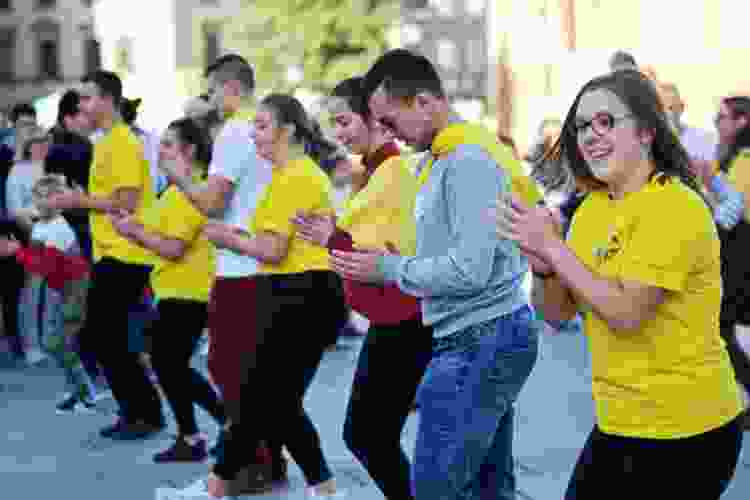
[207,276,260,419]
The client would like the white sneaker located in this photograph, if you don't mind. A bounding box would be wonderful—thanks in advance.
[155,478,235,500]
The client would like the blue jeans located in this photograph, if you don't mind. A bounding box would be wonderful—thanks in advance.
[413,306,539,500]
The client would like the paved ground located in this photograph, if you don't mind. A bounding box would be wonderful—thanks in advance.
[2,329,749,500]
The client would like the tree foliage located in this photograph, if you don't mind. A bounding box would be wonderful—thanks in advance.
[226,0,399,94]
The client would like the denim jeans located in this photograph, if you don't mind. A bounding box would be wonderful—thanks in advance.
[413,305,539,500]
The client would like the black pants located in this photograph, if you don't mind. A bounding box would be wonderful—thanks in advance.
[565,417,743,500]
[720,321,750,395]
[343,317,433,500]
[148,298,226,436]
[78,257,162,424]
[213,271,348,484]
[0,255,26,357]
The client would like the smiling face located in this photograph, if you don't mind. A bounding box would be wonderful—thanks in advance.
[368,87,434,152]
[331,107,370,156]
[575,87,652,186]
[252,106,283,163]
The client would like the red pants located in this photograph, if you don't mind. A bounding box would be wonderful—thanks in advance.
[207,276,260,418]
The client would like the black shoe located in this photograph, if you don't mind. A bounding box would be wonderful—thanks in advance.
[109,419,165,441]
[153,436,208,463]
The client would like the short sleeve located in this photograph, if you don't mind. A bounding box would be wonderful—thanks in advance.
[619,188,713,292]
[208,122,254,184]
[255,173,328,237]
[149,190,205,243]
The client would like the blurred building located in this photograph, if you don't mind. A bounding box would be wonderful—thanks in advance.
[0,0,100,112]
[493,0,750,155]
[400,0,489,120]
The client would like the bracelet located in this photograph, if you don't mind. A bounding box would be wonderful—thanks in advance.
[533,269,555,279]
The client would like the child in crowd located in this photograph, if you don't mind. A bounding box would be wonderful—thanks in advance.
[0,174,96,413]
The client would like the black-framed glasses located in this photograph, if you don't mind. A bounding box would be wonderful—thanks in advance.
[573,112,634,137]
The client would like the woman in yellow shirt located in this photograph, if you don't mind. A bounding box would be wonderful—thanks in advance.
[110,117,227,463]
[292,76,433,500]
[203,94,348,499]
[496,70,744,499]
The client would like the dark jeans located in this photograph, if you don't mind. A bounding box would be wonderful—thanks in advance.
[343,317,433,500]
[148,298,226,436]
[213,271,349,484]
[565,417,743,500]
[78,257,162,424]
[0,255,26,357]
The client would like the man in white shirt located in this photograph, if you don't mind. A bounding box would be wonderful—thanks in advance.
[159,54,279,496]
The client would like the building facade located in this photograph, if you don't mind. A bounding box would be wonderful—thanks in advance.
[493,0,750,155]
[0,0,100,111]
[400,0,489,108]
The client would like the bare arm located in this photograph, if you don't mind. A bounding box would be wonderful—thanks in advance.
[531,274,579,324]
[542,239,666,332]
[206,224,289,265]
[170,173,234,218]
[119,221,188,261]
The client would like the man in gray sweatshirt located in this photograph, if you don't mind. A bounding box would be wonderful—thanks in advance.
[329,49,539,500]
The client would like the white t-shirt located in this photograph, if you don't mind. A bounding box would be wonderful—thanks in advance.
[208,120,272,278]
[31,216,77,252]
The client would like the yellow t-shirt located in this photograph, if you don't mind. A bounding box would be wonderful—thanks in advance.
[89,123,155,264]
[250,156,335,275]
[338,155,417,255]
[725,148,750,221]
[567,176,743,439]
[141,186,214,303]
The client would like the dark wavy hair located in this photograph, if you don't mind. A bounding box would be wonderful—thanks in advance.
[719,96,750,173]
[166,117,213,175]
[533,70,700,196]
[260,93,340,172]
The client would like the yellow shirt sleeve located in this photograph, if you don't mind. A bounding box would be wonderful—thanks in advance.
[254,168,331,238]
[619,185,713,292]
[339,157,418,255]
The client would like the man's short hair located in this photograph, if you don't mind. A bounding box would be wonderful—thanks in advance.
[57,90,81,125]
[363,49,445,103]
[81,70,123,105]
[10,102,36,124]
[204,54,255,95]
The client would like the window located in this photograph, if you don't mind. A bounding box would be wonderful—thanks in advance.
[0,1,11,11]
[203,22,221,66]
[429,0,453,16]
[436,39,457,69]
[85,37,101,75]
[36,0,55,9]
[0,27,15,82]
[32,18,60,79]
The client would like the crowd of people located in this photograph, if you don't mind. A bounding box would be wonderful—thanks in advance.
[0,45,749,500]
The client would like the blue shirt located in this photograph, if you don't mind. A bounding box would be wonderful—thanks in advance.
[379,144,529,338]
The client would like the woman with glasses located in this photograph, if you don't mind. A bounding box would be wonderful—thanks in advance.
[497,70,744,499]
[693,96,750,426]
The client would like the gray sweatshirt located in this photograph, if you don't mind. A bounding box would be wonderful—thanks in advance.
[379,143,529,338]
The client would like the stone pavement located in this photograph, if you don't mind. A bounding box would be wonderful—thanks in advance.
[2,330,749,500]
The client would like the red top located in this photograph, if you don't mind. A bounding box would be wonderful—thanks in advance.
[328,142,421,326]
[15,246,90,290]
